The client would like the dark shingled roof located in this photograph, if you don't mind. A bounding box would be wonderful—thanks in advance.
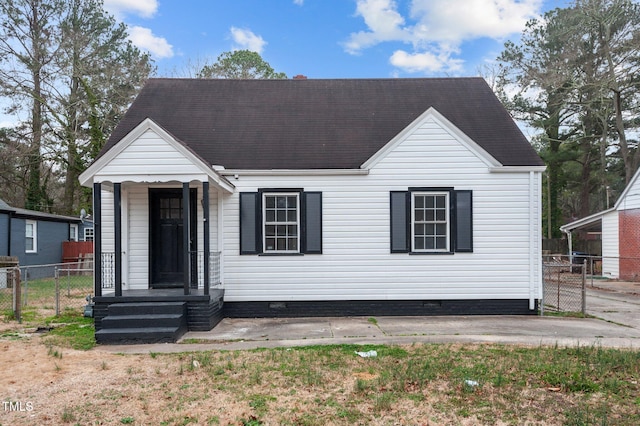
[100,78,544,169]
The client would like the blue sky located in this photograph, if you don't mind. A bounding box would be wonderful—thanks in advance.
[105,0,571,78]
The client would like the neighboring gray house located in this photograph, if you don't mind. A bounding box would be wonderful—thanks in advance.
[80,78,546,344]
[0,199,92,266]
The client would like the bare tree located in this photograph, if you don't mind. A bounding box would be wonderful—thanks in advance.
[0,0,65,211]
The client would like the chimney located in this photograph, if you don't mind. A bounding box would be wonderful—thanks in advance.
[293,74,307,80]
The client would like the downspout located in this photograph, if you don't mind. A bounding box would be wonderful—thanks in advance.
[564,229,573,265]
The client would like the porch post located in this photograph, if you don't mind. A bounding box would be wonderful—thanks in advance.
[183,182,190,295]
[114,183,122,297]
[93,182,102,297]
[203,181,210,295]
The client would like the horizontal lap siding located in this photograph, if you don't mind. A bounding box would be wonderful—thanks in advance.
[223,118,541,302]
[97,129,203,177]
[101,189,115,253]
[126,185,149,289]
[602,212,619,277]
[618,177,640,210]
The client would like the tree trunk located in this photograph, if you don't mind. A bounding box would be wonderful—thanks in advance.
[25,1,44,211]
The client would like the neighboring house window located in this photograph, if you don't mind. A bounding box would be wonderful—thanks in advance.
[69,224,78,241]
[25,220,37,253]
[412,192,449,252]
[263,193,300,253]
[391,188,473,254]
[84,228,94,242]
[240,189,322,255]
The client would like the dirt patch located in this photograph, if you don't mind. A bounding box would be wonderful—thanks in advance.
[0,334,254,425]
[1,328,638,425]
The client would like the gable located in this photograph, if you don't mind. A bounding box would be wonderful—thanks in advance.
[79,119,234,192]
[615,166,640,211]
[98,128,204,179]
[362,107,502,170]
[96,78,544,170]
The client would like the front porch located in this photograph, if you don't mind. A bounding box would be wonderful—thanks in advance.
[90,180,230,343]
[93,287,225,344]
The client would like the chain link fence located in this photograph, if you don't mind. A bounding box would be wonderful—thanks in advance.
[0,262,93,322]
[542,255,586,315]
[0,267,20,319]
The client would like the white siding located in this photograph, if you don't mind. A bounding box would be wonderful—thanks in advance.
[95,129,207,182]
[222,117,543,302]
[617,176,640,211]
[601,211,619,278]
[100,188,114,253]
[126,184,149,289]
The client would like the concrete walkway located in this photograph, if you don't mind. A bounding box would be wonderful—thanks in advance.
[99,287,640,354]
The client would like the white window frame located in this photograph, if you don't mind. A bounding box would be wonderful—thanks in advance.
[25,220,37,253]
[69,224,78,241]
[411,191,450,253]
[84,228,94,242]
[262,192,300,253]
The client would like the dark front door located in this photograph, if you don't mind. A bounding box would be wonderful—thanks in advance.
[150,189,196,288]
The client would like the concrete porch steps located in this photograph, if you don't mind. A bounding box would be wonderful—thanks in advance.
[95,302,187,344]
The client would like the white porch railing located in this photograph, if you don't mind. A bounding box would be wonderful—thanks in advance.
[190,251,222,289]
[99,251,222,291]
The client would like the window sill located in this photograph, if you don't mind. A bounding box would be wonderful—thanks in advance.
[258,252,305,257]
[409,251,454,255]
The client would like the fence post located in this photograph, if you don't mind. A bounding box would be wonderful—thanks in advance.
[13,267,21,323]
[557,268,560,311]
[55,267,60,316]
[582,260,587,316]
[22,267,28,306]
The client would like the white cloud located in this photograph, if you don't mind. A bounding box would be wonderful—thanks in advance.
[230,27,267,53]
[293,0,304,5]
[343,0,410,53]
[409,0,541,43]
[103,0,158,19]
[128,26,174,59]
[345,0,543,73]
[390,49,463,73]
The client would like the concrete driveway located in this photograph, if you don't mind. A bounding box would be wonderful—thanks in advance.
[586,281,640,328]
[101,283,640,354]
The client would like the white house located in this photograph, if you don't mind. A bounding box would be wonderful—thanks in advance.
[561,166,640,281]
[79,78,545,343]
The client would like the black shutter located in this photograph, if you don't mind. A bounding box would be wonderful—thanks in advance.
[239,192,260,254]
[454,190,473,252]
[302,192,322,254]
[390,191,409,253]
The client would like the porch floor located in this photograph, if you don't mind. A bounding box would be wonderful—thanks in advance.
[94,287,223,303]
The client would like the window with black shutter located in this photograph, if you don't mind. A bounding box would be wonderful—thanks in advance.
[390,188,473,254]
[240,189,322,255]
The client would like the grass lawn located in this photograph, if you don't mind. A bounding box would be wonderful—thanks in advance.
[0,274,92,320]
[1,309,638,425]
